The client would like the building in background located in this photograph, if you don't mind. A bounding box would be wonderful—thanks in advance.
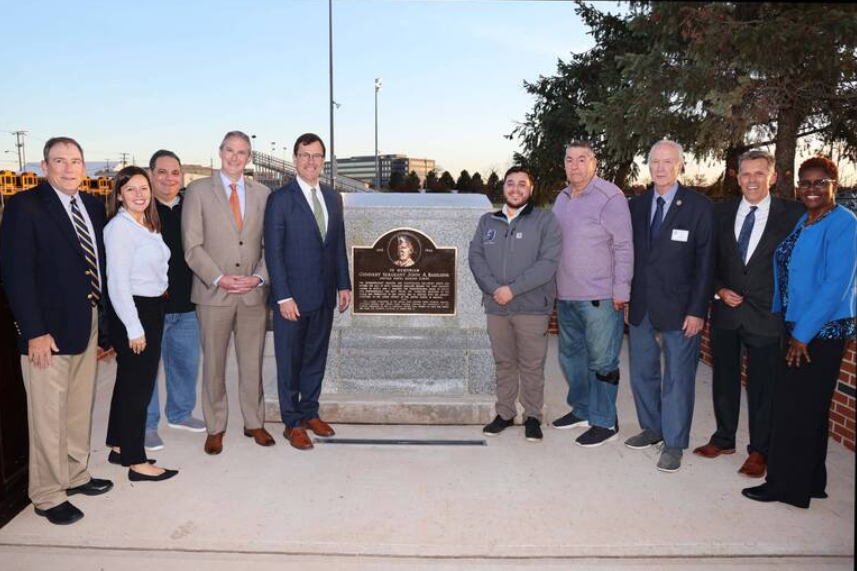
[330,154,436,188]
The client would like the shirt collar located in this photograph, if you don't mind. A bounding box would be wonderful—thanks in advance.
[296,175,321,194]
[157,195,181,209]
[219,171,244,191]
[653,182,679,205]
[50,184,81,207]
[739,192,771,214]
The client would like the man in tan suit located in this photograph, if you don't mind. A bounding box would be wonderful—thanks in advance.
[182,131,274,454]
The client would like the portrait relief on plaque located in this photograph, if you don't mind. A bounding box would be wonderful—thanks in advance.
[353,228,456,315]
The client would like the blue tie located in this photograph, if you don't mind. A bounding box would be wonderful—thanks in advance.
[650,196,665,245]
[737,206,757,263]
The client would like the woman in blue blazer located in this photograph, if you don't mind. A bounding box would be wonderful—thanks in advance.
[743,157,856,508]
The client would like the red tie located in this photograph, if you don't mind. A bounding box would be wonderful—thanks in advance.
[229,183,243,232]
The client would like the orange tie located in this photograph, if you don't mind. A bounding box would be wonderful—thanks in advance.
[229,183,243,232]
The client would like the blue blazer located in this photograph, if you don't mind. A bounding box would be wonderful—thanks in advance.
[0,182,107,355]
[263,179,351,312]
[628,185,715,330]
[772,205,857,343]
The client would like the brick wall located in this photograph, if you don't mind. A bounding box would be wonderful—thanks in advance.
[550,305,856,452]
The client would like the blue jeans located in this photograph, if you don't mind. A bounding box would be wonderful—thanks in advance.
[146,311,200,431]
[628,313,701,449]
[557,299,625,428]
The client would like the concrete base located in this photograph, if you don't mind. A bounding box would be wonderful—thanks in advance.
[265,394,495,425]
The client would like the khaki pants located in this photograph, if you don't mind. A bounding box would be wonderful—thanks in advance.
[197,302,267,434]
[21,308,97,510]
[486,314,551,421]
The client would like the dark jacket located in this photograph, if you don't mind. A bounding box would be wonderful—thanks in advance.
[710,196,804,337]
[468,203,562,316]
[0,182,108,355]
[628,185,715,330]
[156,195,195,314]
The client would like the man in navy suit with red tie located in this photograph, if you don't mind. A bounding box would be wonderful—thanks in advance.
[0,137,113,524]
[625,139,715,473]
[264,133,351,450]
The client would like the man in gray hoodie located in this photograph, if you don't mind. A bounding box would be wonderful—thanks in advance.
[469,166,562,442]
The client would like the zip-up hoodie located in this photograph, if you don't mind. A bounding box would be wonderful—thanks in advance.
[468,202,562,315]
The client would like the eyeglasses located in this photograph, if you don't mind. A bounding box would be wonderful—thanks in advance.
[297,152,325,162]
[796,178,834,189]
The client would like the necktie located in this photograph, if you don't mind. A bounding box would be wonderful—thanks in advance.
[70,198,101,307]
[650,196,665,245]
[229,183,243,232]
[310,187,326,238]
[737,205,758,263]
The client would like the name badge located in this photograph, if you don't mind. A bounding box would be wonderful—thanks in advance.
[671,229,689,242]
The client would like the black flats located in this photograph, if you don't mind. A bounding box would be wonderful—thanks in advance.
[128,468,179,482]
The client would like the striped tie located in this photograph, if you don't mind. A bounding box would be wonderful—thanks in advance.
[70,197,101,307]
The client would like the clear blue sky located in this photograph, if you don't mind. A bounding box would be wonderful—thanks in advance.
[1,0,611,178]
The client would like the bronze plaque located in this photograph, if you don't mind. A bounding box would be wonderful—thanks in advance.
[353,228,456,315]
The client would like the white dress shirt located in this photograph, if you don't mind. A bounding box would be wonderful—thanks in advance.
[52,186,101,287]
[734,193,771,263]
[104,209,170,340]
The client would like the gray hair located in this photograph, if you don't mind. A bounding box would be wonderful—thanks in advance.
[565,140,596,160]
[738,149,775,172]
[647,139,685,165]
[219,130,252,152]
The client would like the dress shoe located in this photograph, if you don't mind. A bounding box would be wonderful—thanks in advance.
[284,426,314,450]
[692,443,736,458]
[243,427,276,446]
[302,417,335,437]
[128,467,179,482]
[108,450,156,466]
[67,478,113,497]
[204,432,225,455]
[742,483,777,502]
[738,451,767,478]
[34,501,84,525]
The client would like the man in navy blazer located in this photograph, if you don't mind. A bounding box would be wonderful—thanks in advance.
[0,137,113,525]
[625,140,715,472]
[264,133,351,450]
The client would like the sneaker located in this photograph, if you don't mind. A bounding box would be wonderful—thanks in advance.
[524,417,543,442]
[576,425,619,448]
[168,416,207,432]
[624,429,663,450]
[483,415,514,436]
[657,446,683,473]
[551,411,590,430]
[144,430,164,451]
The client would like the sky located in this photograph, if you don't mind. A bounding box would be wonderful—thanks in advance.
[1,0,602,179]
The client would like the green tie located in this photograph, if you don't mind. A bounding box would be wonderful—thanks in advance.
[311,187,326,238]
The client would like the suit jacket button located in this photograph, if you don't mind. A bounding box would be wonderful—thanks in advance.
[239,241,244,246]
[235,263,240,267]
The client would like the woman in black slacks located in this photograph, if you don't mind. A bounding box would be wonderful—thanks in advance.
[104,166,178,482]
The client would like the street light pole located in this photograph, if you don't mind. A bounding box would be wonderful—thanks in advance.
[374,77,382,190]
[329,0,337,185]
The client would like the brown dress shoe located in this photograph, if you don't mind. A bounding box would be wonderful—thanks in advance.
[204,432,224,455]
[692,443,736,458]
[738,451,767,478]
[243,427,275,447]
[284,427,314,450]
[302,417,336,437]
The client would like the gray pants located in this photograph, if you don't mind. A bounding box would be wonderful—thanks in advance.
[486,314,551,421]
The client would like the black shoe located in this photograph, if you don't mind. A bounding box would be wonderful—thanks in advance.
[742,483,777,503]
[524,417,543,442]
[128,468,179,482]
[551,412,590,430]
[576,425,619,448]
[482,415,514,436]
[108,450,156,466]
[67,478,113,496]
[34,501,84,525]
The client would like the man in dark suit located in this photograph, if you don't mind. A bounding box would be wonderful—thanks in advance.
[625,139,715,473]
[0,137,113,525]
[264,133,351,450]
[693,150,803,478]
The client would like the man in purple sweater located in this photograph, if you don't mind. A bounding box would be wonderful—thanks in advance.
[551,141,634,447]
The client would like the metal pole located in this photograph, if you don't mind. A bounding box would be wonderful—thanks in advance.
[329,0,337,184]
[375,78,381,189]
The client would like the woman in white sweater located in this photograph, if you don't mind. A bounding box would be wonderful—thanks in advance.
[104,166,178,482]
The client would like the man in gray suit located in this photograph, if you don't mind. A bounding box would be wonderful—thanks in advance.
[182,131,274,454]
